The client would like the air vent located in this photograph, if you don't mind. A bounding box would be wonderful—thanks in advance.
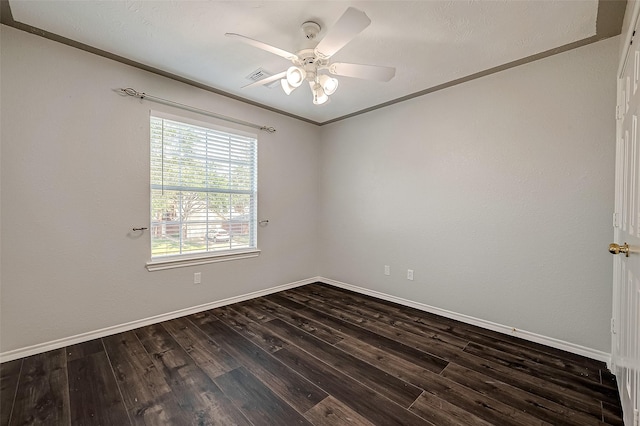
[246,68,280,88]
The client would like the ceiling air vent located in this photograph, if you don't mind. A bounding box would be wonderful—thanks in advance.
[246,68,280,88]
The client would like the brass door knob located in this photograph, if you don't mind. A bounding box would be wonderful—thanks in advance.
[609,242,630,257]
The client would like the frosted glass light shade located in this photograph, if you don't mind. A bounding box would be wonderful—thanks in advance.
[286,66,306,88]
[319,74,339,95]
[281,79,295,95]
[310,82,328,105]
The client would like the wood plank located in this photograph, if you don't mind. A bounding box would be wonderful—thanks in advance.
[261,293,305,311]
[600,369,620,389]
[0,359,22,426]
[463,342,620,405]
[214,366,312,425]
[9,349,70,426]
[292,303,450,375]
[66,339,105,362]
[444,346,604,420]
[68,344,130,426]
[464,336,602,384]
[409,379,550,426]
[126,393,193,426]
[300,285,611,419]
[408,391,495,426]
[190,312,328,413]
[265,317,424,408]
[209,306,287,353]
[304,284,602,381]
[290,295,605,419]
[266,292,309,309]
[246,297,347,345]
[135,324,251,425]
[312,284,600,381]
[189,309,218,325]
[273,345,433,426]
[289,290,473,363]
[296,284,469,349]
[335,336,450,391]
[102,331,171,406]
[602,401,625,425]
[161,316,239,379]
[440,362,605,425]
[333,337,551,426]
[310,283,606,371]
[304,396,375,426]
[102,331,191,426]
[231,301,276,323]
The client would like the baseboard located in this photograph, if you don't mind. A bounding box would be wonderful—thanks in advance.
[319,277,612,364]
[0,277,317,363]
[1,275,612,365]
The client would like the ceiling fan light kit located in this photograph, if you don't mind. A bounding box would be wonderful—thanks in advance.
[226,7,395,106]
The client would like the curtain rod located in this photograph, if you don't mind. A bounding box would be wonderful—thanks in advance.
[117,88,276,134]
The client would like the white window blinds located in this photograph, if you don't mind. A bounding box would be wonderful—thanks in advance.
[150,114,257,259]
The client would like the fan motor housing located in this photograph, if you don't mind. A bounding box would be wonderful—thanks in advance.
[294,48,328,82]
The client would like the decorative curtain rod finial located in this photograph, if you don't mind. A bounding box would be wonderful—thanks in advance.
[120,87,140,97]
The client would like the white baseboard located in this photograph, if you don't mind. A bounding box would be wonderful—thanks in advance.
[1,275,612,365]
[319,277,612,364]
[0,277,316,363]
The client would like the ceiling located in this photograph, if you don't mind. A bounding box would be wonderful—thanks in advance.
[1,1,626,125]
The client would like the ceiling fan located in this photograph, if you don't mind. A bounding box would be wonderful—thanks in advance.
[226,7,396,105]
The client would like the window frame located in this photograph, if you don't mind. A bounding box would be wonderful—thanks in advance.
[146,110,259,271]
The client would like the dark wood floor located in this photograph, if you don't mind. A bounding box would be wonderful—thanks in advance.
[0,282,624,425]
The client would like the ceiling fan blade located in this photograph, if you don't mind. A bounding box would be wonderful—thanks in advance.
[314,7,371,59]
[225,33,298,61]
[241,71,287,89]
[328,62,396,82]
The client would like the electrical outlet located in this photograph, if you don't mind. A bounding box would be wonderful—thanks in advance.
[407,269,414,280]
[194,272,201,284]
[384,265,390,276]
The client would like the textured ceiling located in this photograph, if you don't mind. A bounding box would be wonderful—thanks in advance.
[3,1,620,124]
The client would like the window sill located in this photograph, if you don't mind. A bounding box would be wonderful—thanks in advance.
[146,249,260,271]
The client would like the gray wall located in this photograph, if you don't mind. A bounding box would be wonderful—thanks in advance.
[318,37,618,352]
[0,24,619,355]
[0,26,320,353]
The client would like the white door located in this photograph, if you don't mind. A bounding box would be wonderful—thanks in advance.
[613,7,640,425]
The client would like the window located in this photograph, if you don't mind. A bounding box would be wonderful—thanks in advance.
[149,112,258,268]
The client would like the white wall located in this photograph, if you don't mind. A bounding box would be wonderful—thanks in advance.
[0,23,620,357]
[318,37,618,352]
[0,26,320,353]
